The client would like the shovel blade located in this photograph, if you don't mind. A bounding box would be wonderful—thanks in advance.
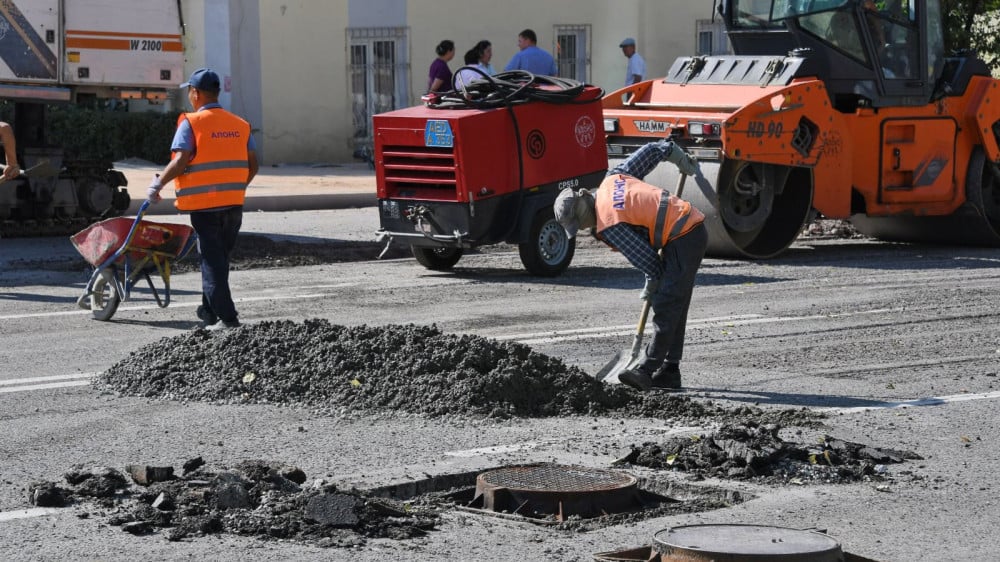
[594,350,641,384]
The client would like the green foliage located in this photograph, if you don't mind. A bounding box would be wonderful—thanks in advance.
[0,101,180,165]
[941,0,1000,73]
[43,105,181,165]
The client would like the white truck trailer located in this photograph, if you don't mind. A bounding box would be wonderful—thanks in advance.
[0,0,185,235]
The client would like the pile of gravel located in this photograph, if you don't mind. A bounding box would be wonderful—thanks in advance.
[97,320,633,418]
[29,459,436,547]
[616,422,922,484]
[97,320,822,424]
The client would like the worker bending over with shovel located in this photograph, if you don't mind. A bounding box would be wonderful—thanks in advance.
[554,139,706,391]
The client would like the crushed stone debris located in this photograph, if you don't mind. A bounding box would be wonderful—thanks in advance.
[800,218,867,240]
[95,319,822,425]
[28,460,437,547]
[616,422,923,484]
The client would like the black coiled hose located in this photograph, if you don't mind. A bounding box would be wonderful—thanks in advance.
[433,69,600,110]
[426,69,604,242]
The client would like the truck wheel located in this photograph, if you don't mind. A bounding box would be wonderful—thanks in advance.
[519,209,575,277]
[411,246,463,270]
[90,268,121,321]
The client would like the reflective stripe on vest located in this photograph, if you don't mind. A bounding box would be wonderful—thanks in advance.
[595,175,704,248]
[173,109,251,212]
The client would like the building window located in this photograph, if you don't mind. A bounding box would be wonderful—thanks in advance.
[696,19,731,55]
[348,27,410,145]
[554,25,590,81]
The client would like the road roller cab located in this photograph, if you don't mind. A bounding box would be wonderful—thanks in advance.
[602,0,1000,259]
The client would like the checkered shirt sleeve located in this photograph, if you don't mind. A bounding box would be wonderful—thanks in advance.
[607,142,668,181]
[600,223,663,280]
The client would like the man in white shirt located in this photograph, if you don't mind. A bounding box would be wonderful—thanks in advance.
[620,37,646,86]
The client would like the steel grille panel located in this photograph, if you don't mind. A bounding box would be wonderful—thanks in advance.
[478,464,635,493]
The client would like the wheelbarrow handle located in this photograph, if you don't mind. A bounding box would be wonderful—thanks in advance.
[89,199,151,275]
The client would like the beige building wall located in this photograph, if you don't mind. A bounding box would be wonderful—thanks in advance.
[257,2,350,164]
[178,0,704,165]
[406,0,698,100]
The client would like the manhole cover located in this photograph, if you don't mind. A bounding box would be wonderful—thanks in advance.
[367,465,748,530]
[654,524,843,561]
[475,464,640,520]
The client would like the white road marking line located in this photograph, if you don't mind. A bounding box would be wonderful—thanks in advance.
[822,389,1000,415]
[493,314,764,342]
[0,289,354,321]
[0,373,96,387]
[0,508,63,522]
[0,380,92,394]
[512,308,901,345]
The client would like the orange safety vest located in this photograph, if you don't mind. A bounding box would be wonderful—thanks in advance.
[173,108,251,212]
[595,175,704,248]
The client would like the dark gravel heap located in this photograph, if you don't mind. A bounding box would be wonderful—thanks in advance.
[28,459,436,547]
[617,422,922,484]
[800,218,867,240]
[97,320,822,424]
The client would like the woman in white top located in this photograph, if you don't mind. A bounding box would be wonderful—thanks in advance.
[474,40,495,75]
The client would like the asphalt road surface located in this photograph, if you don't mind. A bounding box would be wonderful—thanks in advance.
[1,208,998,561]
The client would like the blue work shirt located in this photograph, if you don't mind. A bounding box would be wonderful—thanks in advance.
[504,45,558,76]
[171,103,257,154]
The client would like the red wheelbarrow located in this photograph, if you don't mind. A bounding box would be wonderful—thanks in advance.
[71,200,197,321]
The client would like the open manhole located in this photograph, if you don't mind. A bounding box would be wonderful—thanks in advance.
[368,463,748,529]
[476,464,641,520]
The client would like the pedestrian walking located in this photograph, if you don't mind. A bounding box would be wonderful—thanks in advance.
[554,140,705,391]
[145,68,258,331]
[428,40,455,93]
[503,29,557,76]
[620,37,646,85]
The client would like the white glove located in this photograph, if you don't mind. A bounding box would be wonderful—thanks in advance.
[639,276,660,301]
[146,177,162,204]
[664,143,699,176]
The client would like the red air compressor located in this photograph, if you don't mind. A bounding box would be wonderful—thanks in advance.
[374,73,608,276]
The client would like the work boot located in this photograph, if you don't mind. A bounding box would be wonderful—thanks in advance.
[618,367,654,392]
[651,363,682,390]
[205,319,241,331]
[196,305,218,327]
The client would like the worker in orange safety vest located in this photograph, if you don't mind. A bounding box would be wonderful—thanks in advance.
[555,139,706,391]
[146,68,259,331]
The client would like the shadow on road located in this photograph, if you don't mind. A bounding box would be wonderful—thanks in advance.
[690,387,898,410]
[444,265,789,290]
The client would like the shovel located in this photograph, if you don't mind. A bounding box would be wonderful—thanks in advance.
[596,171,688,383]
[0,160,57,185]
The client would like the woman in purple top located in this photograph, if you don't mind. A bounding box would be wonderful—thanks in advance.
[428,40,455,93]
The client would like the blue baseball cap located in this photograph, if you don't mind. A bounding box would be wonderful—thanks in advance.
[619,37,636,48]
[180,68,221,92]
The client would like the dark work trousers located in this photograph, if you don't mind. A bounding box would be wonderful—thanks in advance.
[190,206,243,323]
[639,222,708,372]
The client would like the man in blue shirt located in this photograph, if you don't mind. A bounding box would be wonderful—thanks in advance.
[146,68,258,331]
[504,29,558,76]
[620,37,646,86]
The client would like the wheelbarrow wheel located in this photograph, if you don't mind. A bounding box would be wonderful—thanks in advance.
[90,267,121,321]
